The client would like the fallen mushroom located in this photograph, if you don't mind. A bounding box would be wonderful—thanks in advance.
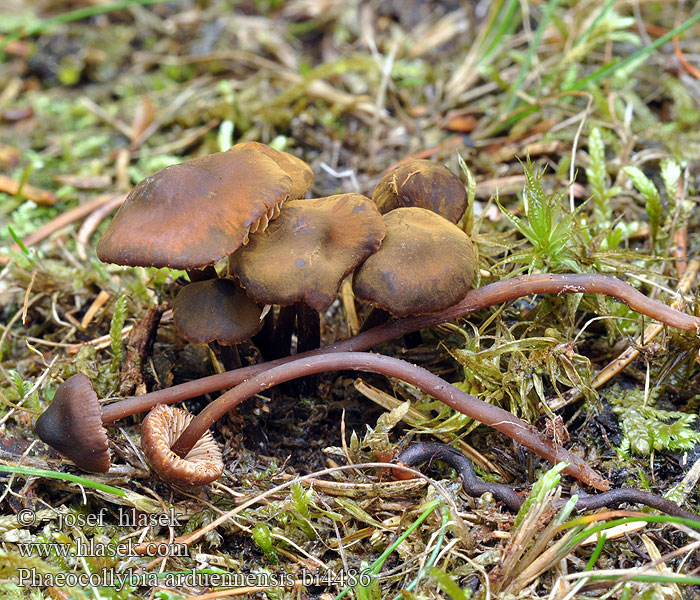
[230,193,386,356]
[34,374,111,473]
[36,273,700,472]
[167,351,609,490]
[373,159,468,223]
[141,404,224,486]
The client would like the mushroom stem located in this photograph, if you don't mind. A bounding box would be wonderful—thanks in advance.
[169,351,610,490]
[186,266,218,282]
[359,307,391,332]
[397,442,699,519]
[360,308,421,347]
[251,309,275,360]
[296,302,321,354]
[272,305,296,359]
[98,273,700,424]
[215,342,241,371]
[295,301,321,393]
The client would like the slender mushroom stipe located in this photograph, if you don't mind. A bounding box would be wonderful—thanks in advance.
[396,442,699,520]
[97,273,700,424]
[168,351,610,490]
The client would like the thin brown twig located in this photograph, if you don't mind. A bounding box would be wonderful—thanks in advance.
[119,304,166,396]
[25,193,127,250]
[80,290,110,329]
[0,174,57,205]
[673,226,688,279]
[397,442,698,520]
[76,194,128,260]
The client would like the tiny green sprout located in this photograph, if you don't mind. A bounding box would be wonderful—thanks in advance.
[7,226,32,258]
[623,166,661,247]
[251,523,278,563]
[497,158,587,275]
[429,567,473,600]
[8,370,27,399]
[660,158,681,214]
[289,482,315,539]
[585,127,623,243]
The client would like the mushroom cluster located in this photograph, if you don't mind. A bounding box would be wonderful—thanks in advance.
[33,148,700,509]
[36,151,484,483]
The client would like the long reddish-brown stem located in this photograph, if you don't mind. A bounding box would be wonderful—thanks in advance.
[397,442,698,519]
[99,273,700,423]
[168,351,609,490]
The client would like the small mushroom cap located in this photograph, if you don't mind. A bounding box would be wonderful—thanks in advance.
[234,141,313,199]
[35,374,110,473]
[141,404,224,486]
[373,159,468,224]
[173,278,263,345]
[97,144,306,270]
[230,194,386,311]
[352,207,477,317]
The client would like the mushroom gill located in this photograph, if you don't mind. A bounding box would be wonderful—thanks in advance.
[141,404,223,486]
[243,198,286,244]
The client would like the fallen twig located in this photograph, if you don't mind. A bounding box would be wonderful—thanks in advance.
[0,174,57,205]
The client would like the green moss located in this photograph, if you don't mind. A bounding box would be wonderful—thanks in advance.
[607,385,700,456]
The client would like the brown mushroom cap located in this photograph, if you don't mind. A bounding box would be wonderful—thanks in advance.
[230,194,386,311]
[35,374,111,473]
[234,141,313,200]
[352,207,477,317]
[173,278,263,345]
[373,159,468,224]
[97,144,313,270]
[141,404,223,486]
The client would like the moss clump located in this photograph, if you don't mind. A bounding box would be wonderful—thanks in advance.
[607,385,700,456]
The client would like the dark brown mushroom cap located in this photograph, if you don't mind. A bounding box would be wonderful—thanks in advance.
[141,404,223,486]
[352,207,477,317]
[229,194,386,311]
[35,374,110,473]
[373,159,468,224]
[173,278,263,345]
[97,145,302,270]
[234,141,313,200]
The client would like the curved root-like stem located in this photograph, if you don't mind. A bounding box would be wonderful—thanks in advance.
[397,442,699,520]
[99,273,700,423]
[168,351,610,491]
